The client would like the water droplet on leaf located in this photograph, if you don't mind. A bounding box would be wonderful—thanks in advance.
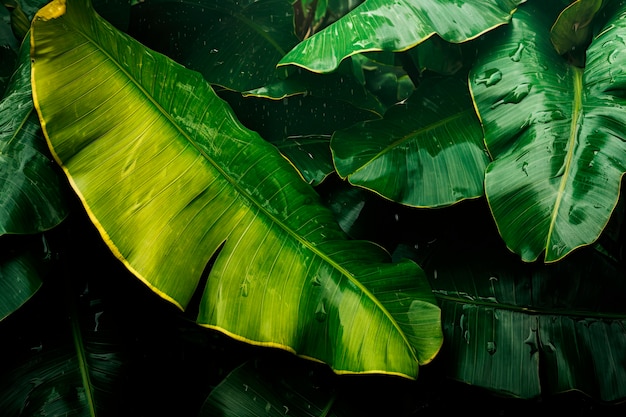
[491,83,532,109]
[315,301,327,322]
[509,43,525,62]
[475,68,502,87]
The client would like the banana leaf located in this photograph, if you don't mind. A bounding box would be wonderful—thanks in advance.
[201,358,339,417]
[0,244,43,321]
[425,241,626,401]
[273,135,334,186]
[0,273,124,416]
[0,34,67,236]
[470,1,626,262]
[332,76,489,208]
[550,0,602,56]
[31,0,442,378]
[1,5,18,94]
[278,0,526,73]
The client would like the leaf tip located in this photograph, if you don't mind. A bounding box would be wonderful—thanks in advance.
[35,0,66,21]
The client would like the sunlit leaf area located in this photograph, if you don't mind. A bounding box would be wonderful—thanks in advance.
[1,0,626,415]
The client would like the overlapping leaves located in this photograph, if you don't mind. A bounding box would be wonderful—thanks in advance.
[31,0,442,378]
[278,0,526,73]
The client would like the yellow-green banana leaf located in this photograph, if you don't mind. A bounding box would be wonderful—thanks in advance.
[30,0,442,377]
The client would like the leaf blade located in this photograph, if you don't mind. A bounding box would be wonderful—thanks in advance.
[470,2,626,262]
[278,0,525,73]
[31,0,442,377]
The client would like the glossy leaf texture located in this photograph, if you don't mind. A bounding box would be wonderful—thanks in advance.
[470,1,626,262]
[31,0,442,378]
[332,76,489,208]
[278,0,526,73]
[0,35,67,236]
[128,0,298,92]
[425,242,626,401]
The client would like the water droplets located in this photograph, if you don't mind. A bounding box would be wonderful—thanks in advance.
[491,83,532,109]
[509,43,525,62]
[522,161,529,176]
[474,68,502,87]
[315,300,328,322]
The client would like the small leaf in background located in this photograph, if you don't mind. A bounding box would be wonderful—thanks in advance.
[200,358,337,417]
[351,53,415,108]
[332,76,488,208]
[0,5,17,94]
[279,0,526,73]
[0,244,43,321]
[408,35,474,76]
[3,0,46,40]
[550,0,602,63]
[274,135,334,186]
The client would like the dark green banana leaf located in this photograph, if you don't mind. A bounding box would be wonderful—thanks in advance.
[0,34,67,236]
[1,5,18,94]
[278,0,526,73]
[201,354,428,417]
[0,273,124,416]
[470,1,626,262]
[201,358,339,417]
[129,0,298,92]
[425,241,626,401]
[332,76,489,208]
[0,244,43,321]
[550,0,602,56]
[31,0,442,378]
[273,135,334,186]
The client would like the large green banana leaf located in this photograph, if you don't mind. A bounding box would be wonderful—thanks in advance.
[470,1,626,262]
[31,0,442,377]
[1,35,67,236]
[278,0,526,73]
[332,76,489,208]
[425,241,626,401]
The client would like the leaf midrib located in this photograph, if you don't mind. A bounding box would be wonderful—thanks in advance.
[545,67,584,260]
[40,5,419,367]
